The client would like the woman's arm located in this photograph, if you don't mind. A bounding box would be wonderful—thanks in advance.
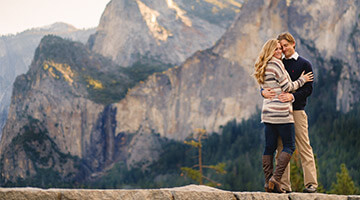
[269,62,310,93]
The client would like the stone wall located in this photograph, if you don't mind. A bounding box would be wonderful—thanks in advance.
[0,185,359,200]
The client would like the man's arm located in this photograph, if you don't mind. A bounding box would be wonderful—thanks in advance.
[278,82,312,103]
[279,60,313,102]
[292,61,313,101]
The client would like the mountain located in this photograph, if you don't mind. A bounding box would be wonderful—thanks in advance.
[0,0,359,186]
[87,0,242,67]
[0,35,136,184]
[0,0,243,185]
[0,23,95,137]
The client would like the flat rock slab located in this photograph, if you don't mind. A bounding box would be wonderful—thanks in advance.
[0,184,359,200]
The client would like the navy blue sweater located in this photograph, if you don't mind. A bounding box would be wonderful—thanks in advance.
[282,56,313,110]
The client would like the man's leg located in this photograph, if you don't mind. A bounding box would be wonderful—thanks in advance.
[276,138,291,191]
[293,110,318,190]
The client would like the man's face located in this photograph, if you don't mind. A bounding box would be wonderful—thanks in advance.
[279,39,295,58]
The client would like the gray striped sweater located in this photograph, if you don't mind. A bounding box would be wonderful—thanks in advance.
[260,57,306,124]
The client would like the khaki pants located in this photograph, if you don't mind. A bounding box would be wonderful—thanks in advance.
[276,110,318,191]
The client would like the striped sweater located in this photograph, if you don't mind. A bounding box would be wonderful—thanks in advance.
[261,57,306,124]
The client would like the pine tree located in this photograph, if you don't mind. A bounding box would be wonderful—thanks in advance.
[329,163,359,195]
[181,129,226,187]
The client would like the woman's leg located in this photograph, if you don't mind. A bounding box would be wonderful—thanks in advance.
[263,123,278,192]
[269,123,295,193]
[264,123,279,155]
[278,123,296,155]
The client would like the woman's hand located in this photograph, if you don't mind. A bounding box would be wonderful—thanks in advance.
[278,92,294,102]
[301,71,314,82]
[262,88,276,100]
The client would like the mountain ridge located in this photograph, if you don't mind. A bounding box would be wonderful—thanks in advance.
[0,22,95,137]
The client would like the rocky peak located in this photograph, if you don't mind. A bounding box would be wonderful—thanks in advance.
[0,36,134,183]
[87,0,241,66]
[0,23,95,137]
[37,22,78,32]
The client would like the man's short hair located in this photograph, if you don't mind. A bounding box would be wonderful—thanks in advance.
[277,32,296,49]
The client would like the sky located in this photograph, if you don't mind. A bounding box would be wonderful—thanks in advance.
[0,0,111,36]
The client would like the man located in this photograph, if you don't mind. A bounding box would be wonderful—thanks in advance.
[262,32,318,193]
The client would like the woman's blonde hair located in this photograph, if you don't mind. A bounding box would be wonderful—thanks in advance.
[254,39,278,85]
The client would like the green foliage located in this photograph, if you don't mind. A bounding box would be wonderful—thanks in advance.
[184,140,201,148]
[82,67,132,105]
[87,162,146,189]
[85,57,172,105]
[329,164,359,195]
[181,167,202,183]
[4,168,69,188]
[208,163,227,174]
[126,58,172,83]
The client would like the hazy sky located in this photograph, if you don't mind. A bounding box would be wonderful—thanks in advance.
[0,0,111,35]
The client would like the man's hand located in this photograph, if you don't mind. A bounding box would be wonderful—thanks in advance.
[262,88,276,99]
[278,92,294,102]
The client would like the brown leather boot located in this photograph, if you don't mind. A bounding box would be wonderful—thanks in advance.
[262,155,273,192]
[269,152,292,193]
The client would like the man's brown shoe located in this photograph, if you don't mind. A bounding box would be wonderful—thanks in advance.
[303,185,317,193]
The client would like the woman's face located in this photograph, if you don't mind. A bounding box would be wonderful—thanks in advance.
[273,42,282,59]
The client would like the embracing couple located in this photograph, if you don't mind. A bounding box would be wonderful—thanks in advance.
[254,32,318,193]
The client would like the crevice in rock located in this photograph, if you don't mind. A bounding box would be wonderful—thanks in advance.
[170,191,176,200]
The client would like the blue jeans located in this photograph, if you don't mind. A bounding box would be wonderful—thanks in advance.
[263,123,295,156]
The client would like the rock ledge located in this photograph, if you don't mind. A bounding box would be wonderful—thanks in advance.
[0,184,359,200]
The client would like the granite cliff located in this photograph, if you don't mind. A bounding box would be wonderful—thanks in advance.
[0,23,95,137]
[87,0,242,67]
[0,36,134,183]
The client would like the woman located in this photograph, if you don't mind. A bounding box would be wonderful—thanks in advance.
[254,39,313,193]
